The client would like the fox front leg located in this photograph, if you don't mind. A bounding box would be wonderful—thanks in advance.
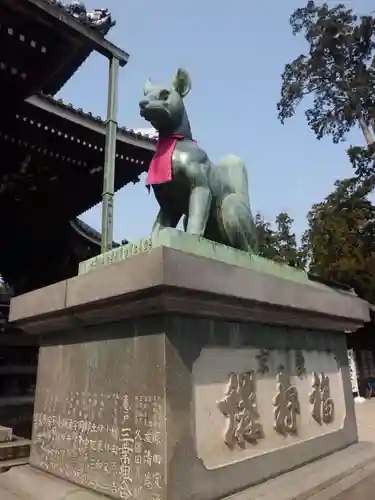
[186,186,212,236]
[152,207,181,236]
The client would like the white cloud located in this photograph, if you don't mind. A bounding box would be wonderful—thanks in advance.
[133,127,158,139]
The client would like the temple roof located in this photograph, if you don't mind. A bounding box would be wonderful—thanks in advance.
[28,93,157,146]
[0,0,118,104]
[0,93,155,222]
[0,92,153,294]
[70,218,126,248]
[31,0,117,95]
[0,1,137,294]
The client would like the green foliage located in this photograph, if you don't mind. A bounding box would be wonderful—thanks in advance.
[303,176,375,301]
[255,212,305,269]
[276,1,375,302]
[254,213,279,261]
[274,212,298,265]
[278,1,375,144]
[347,144,375,178]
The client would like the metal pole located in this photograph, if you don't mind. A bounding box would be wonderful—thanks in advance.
[101,56,119,253]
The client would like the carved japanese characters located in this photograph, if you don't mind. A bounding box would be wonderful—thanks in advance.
[295,350,307,379]
[309,372,335,424]
[216,371,263,448]
[213,351,338,456]
[272,368,300,435]
[32,390,165,499]
[256,349,270,375]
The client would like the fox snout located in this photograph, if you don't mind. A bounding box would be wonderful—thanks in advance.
[139,96,171,128]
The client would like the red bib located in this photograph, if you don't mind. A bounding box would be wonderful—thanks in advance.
[146,134,184,186]
[146,134,197,186]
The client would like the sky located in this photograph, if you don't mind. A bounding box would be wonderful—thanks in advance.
[58,0,371,244]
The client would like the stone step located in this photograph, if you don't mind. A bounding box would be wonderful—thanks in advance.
[226,442,375,500]
[0,437,31,463]
[0,439,30,449]
[0,457,29,473]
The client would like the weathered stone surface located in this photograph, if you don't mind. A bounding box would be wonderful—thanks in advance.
[78,236,153,275]
[8,320,359,500]
[10,240,370,333]
[0,465,105,499]
[5,242,371,500]
[194,348,344,469]
[225,441,375,500]
[1,439,375,499]
[31,331,166,499]
[77,229,323,287]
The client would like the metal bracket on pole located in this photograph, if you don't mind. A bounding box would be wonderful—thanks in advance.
[101,56,119,254]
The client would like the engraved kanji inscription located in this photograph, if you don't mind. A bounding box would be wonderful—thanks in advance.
[256,349,270,375]
[216,371,263,448]
[32,390,165,499]
[272,369,300,435]
[309,372,334,424]
[295,350,307,379]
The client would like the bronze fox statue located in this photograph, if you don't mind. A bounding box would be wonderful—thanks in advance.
[139,68,257,252]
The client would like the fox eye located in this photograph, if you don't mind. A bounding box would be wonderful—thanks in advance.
[159,90,170,100]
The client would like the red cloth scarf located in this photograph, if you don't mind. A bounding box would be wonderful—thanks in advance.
[146,134,195,187]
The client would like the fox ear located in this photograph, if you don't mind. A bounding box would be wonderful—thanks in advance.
[143,78,154,96]
[171,68,191,97]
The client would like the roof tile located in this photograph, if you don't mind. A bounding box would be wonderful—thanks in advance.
[38,93,157,143]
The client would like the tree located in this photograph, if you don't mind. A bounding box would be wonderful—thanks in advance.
[254,212,279,260]
[254,212,305,269]
[302,176,375,302]
[277,1,375,177]
[274,212,298,265]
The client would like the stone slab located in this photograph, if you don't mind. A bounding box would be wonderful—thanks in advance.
[9,243,370,333]
[0,465,105,499]
[0,442,375,500]
[163,318,358,500]
[225,441,375,500]
[0,438,30,462]
[194,347,347,470]
[31,331,166,499]
[323,468,375,500]
[0,426,12,442]
[9,281,67,326]
[77,229,315,288]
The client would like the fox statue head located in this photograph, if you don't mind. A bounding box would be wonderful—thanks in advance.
[139,68,192,138]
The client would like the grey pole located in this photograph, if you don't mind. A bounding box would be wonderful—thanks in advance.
[101,56,119,253]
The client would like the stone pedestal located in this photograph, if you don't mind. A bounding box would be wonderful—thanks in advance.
[0,230,371,499]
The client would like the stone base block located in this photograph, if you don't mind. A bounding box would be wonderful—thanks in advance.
[7,233,371,500]
[24,323,358,500]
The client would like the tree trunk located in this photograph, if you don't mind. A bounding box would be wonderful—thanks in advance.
[358,115,374,146]
[370,118,375,137]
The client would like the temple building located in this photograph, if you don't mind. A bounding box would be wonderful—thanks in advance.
[0,92,155,293]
